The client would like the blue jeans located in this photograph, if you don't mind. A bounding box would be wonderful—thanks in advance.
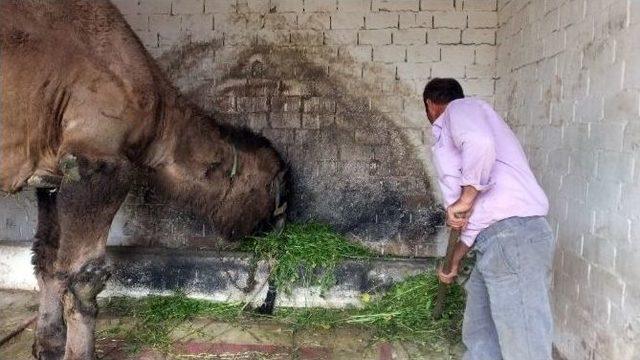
[462,216,555,360]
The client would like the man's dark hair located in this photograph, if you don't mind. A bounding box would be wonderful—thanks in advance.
[422,78,465,104]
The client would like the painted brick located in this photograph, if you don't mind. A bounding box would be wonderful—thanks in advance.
[236,0,270,13]
[359,29,392,44]
[204,0,237,13]
[149,14,182,38]
[463,0,496,11]
[325,30,359,44]
[475,44,496,64]
[596,150,635,183]
[431,62,465,77]
[581,234,616,271]
[291,30,324,45]
[406,44,441,62]
[393,29,428,44]
[462,29,496,44]
[603,91,640,123]
[441,45,475,65]
[299,13,331,29]
[397,63,431,80]
[372,0,420,12]
[237,97,269,112]
[270,0,303,12]
[271,96,301,112]
[139,0,172,14]
[270,112,302,128]
[590,122,626,151]
[371,96,403,112]
[465,64,495,78]
[332,12,366,29]
[306,0,336,12]
[433,11,467,28]
[339,144,374,161]
[428,28,461,44]
[373,45,407,62]
[301,114,321,129]
[460,78,494,96]
[337,0,371,12]
[420,0,455,11]
[467,11,498,28]
[338,45,373,61]
[366,13,399,29]
[181,14,214,33]
[399,12,417,28]
[172,0,204,14]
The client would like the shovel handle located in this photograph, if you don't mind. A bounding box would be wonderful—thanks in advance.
[432,212,464,320]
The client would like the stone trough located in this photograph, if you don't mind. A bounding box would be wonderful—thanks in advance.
[0,241,436,309]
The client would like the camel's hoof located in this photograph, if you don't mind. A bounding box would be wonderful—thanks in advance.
[32,341,65,360]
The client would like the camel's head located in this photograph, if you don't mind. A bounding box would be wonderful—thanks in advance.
[152,117,289,240]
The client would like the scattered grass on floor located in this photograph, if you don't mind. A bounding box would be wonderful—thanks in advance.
[99,292,244,353]
[100,223,464,353]
[240,222,374,293]
[100,274,465,353]
[349,273,465,349]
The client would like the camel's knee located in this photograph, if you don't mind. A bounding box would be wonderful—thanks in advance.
[65,259,111,316]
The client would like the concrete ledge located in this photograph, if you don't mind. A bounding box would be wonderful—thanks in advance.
[0,241,436,308]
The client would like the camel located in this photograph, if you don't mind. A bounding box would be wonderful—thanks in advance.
[0,1,289,358]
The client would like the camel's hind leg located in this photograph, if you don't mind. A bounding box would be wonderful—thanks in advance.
[53,154,131,360]
[32,189,66,360]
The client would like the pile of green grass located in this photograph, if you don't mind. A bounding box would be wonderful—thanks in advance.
[240,222,373,293]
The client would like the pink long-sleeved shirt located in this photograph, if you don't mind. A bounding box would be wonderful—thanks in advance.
[431,98,549,246]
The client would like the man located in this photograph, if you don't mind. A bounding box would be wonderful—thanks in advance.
[426,78,555,359]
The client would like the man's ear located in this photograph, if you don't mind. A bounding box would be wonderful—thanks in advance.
[426,99,433,109]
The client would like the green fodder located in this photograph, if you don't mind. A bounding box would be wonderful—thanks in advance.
[100,292,243,352]
[100,274,465,352]
[348,273,465,348]
[241,222,373,293]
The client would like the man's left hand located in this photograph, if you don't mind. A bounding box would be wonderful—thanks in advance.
[438,262,459,285]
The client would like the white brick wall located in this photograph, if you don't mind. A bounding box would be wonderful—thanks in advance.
[496,0,640,359]
[110,0,497,102]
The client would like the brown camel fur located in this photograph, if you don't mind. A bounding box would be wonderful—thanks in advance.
[0,1,289,359]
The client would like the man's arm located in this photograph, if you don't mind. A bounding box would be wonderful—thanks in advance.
[438,185,477,284]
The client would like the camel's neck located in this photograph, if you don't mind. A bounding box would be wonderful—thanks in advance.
[141,95,201,169]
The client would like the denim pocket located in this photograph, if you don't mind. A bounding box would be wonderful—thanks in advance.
[497,236,519,275]
[478,229,519,278]
[526,217,554,244]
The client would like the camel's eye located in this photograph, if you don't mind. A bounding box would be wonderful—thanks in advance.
[204,161,222,179]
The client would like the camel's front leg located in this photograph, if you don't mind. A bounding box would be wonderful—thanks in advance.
[32,189,66,360]
[54,154,131,360]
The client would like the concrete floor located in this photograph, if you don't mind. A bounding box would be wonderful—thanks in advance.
[0,290,462,359]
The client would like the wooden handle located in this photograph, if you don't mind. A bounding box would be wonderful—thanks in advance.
[433,226,461,320]
[441,228,460,274]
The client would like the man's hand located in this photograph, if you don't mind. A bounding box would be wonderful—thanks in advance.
[446,199,471,230]
[438,262,459,284]
[446,185,479,230]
